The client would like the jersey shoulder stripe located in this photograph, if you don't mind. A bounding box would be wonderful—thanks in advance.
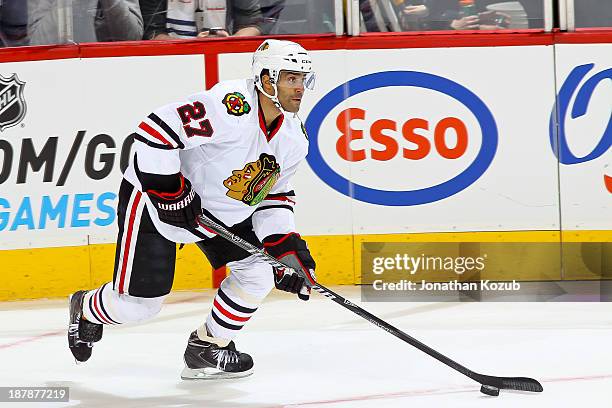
[132,133,175,150]
[137,121,175,147]
[147,112,185,148]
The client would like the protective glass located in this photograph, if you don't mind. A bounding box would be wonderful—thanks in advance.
[277,71,316,90]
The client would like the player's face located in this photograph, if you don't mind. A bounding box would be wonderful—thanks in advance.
[276,71,306,113]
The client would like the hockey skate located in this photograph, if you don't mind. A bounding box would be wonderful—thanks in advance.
[68,290,103,363]
[181,330,254,380]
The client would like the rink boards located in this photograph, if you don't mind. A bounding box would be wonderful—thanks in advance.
[0,35,610,299]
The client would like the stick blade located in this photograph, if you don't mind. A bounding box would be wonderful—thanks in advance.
[500,377,543,392]
[475,374,543,393]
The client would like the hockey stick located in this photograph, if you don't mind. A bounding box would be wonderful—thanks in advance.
[196,214,543,396]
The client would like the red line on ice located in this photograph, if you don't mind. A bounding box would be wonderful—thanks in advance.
[281,374,612,407]
[0,330,63,349]
[0,294,205,349]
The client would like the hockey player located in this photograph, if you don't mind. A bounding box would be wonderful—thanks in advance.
[67,39,317,379]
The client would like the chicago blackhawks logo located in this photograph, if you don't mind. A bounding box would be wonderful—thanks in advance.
[0,74,26,131]
[222,92,251,116]
[223,153,280,206]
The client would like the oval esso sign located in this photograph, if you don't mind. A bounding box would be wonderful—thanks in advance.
[305,71,498,206]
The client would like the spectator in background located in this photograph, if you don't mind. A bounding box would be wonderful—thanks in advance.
[141,0,269,40]
[0,0,28,47]
[397,1,429,31]
[574,0,612,28]
[480,0,543,29]
[28,0,143,45]
[358,0,381,32]
[259,0,285,35]
[427,0,510,31]
[360,0,429,32]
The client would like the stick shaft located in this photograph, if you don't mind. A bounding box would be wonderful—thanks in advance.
[195,214,542,392]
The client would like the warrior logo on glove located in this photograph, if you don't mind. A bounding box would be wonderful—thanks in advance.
[157,189,196,211]
[223,153,280,206]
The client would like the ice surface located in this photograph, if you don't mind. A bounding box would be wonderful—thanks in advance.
[1,287,611,407]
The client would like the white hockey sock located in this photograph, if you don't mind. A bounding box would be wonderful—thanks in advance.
[205,281,260,341]
[82,282,165,324]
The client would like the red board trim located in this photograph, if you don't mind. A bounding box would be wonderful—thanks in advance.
[2,30,611,64]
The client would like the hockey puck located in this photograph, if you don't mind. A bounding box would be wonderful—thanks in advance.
[480,385,500,396]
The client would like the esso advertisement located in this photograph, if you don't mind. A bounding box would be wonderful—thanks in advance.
[306,71,498,206]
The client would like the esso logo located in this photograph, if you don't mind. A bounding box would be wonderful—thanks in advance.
[335,108,468,162]
[305,71,498,206]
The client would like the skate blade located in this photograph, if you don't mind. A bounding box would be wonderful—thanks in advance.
[180,366,254,380]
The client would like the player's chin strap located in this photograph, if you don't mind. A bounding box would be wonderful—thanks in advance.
[255,81,281,110]
[255,81,297,117]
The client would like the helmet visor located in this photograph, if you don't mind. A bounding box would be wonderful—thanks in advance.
[277,71,316,90]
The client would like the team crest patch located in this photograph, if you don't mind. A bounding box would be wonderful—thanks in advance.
[223,153,280,206]
[222,92,251,116]
[257,42,270,51]
[0,73,27,131]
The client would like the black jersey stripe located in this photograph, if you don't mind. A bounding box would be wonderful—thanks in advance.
[266,190,296,198]
[147,113,185,148]
[133,133,176,150]
[253,204,294,213]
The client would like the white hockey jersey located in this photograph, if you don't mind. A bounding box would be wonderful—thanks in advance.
[123,78,309,243]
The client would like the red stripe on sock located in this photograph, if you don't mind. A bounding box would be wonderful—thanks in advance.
[93,290,112,325]
[213,298,250,322]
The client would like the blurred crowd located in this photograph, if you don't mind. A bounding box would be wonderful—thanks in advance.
[361,0,611,32]
[0,0,610,47]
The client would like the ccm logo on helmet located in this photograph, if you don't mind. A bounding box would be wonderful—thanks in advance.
[305,71,498,206]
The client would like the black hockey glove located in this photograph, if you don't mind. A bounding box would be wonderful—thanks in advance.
[263,233,316,301]
[146,175,202,229]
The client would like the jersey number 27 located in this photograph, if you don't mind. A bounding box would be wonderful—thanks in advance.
[177,102,214,138]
